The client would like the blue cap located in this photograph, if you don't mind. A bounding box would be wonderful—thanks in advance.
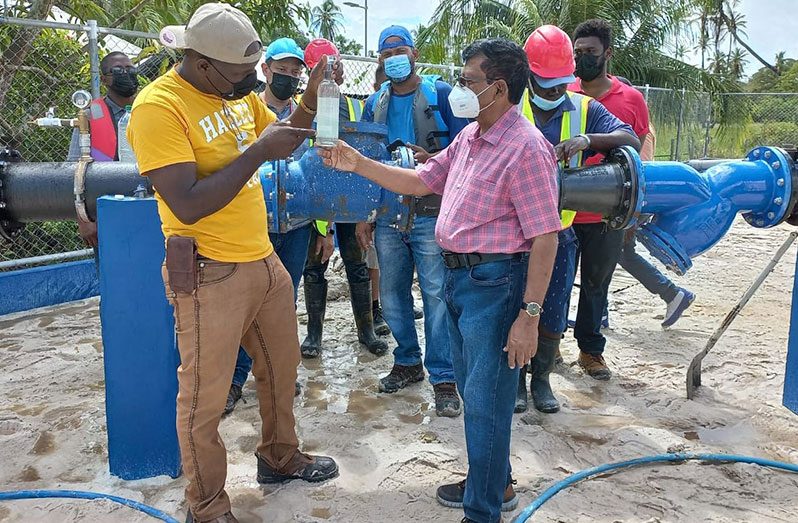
[378,25,414,52]
[264,37,306,66]
[533,73,576,89]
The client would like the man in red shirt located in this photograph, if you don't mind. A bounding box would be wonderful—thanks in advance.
[567,19,650,379]
[319,38,561,523]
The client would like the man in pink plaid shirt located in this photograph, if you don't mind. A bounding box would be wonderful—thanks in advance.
[319,38,560,523]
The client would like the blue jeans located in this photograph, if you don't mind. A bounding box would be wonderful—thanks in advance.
[572,223,624,355]
[232,225,311,387]
[540,228,578,335]
[374,217,454,385]
[445,257,527,523]
[619,235,679,303]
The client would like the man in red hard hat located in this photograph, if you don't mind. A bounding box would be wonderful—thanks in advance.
[514,25,639,415]
[297,39,387,362]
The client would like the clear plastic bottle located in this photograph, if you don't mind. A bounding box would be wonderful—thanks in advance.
[315,58,340,147]
[117,105,136,162]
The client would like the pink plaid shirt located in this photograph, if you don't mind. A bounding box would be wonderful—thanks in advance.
[417,107,561,254]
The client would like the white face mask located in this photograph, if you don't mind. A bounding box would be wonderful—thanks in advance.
[448,82,496,119]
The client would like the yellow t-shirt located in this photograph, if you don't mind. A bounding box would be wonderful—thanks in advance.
[127,68,277,262]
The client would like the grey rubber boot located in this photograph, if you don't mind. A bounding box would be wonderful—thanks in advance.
[300,281,327,358]
[514,365,528,413]
[530,336,561,413]
[349,280,388,355]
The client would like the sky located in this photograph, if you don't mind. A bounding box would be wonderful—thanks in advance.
[312,0,795,78]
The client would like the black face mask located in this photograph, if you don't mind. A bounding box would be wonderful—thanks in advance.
[575,53,606,82]
[110,71,139,98]
[206,60,259,100]
[269,71,301,101]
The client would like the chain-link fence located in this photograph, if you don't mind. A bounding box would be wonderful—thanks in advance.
[709,93,798,158]
[2,15,797,269]
[0,16,161,270]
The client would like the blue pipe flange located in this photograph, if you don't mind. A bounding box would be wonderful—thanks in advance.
[742,146,795,228]
[606,145,645,230]
[636,222,693,276]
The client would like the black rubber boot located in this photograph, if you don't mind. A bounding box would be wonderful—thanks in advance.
[300,281,327,358]
[514,365,528,414]
[349,280,388,355]
[530,337,561,413]
[372,300,391,336]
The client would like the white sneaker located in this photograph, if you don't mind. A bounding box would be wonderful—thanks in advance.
[662,288,695,327]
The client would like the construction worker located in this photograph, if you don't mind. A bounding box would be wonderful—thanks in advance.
[514,25,640,414]
[127,4,340,521]
[359,25,469,417]
[572,21,694,329]
[299,38,389,359]
[319,37,562,523]
[68,51,140,248]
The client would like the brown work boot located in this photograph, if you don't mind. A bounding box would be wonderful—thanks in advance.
[432,382,461,417]
[578,352,612,380]
[186,511,238,523]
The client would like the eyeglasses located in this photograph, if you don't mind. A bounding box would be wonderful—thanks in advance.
[456,75,495,88]
[104,66,138,75]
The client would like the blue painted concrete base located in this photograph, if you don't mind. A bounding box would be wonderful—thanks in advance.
[784,253,798,415]
[98,196,181,480]
[0,259,99,316]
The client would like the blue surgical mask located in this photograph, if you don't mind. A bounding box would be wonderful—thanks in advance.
[532,93,566,111]
[384,54,413,83]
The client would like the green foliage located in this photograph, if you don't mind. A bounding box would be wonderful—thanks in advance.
[0,26,90,160]
[334,34,363,56]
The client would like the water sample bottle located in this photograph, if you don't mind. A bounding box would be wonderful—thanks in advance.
[117,105,137,162]
[315,58,340,147]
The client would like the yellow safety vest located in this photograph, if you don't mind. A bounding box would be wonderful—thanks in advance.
[314,96,365,236]
[520,89,590,229]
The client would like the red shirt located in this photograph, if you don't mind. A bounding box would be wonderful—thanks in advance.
[417,108,561,254]
[569,75,650,224]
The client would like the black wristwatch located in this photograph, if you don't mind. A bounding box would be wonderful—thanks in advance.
[521,301,542,317]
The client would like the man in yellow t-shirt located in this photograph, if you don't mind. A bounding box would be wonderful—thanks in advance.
[126,4,338,522]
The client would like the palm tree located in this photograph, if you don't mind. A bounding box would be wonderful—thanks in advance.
[417,0,719,91]
[309,0,344,42]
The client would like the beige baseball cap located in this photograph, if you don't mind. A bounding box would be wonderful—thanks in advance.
[159,3,262,65]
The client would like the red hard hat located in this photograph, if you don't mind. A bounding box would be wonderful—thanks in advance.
[523,25,575,79]
[305,38,340,69]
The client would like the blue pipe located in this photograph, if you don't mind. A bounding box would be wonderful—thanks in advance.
[260,121,414,233]
[514,452,798,522]
[0,489,179,523]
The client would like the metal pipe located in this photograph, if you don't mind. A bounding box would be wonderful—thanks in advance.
[0,249,94,270]
[87,20,101,99]
[1,162,149,222]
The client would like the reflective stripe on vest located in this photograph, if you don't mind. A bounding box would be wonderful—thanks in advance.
[371,75,449,152]
[314,96,364,236]
[521,89,590,228]
[88,97,117,161]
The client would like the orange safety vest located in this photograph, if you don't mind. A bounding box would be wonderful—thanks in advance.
[88,98,117,161]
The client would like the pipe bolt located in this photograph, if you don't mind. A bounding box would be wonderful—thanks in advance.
[753,149,761,157]
[757,219,765,226]
[0,202,5,209]
[772,161,781,170]
[764,150,772,159]
[286,192,294,200]
[774,197,784,205]
[778,178,785,187]
[768,212,776,219]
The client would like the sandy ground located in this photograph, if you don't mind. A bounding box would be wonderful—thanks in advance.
[1,217,798,523]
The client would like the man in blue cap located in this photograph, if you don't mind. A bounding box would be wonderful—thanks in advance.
[359,25,469,417]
